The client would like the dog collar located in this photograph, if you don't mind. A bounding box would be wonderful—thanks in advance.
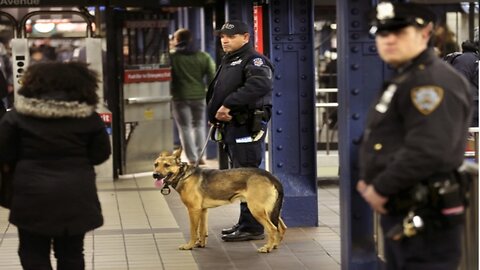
[163,162,194,194]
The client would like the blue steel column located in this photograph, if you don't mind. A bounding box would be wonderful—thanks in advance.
[203,6,215,56]
[337,0,384,269]
[267,0,318,227]
[175,8,203,46]
[224,0,253,23]
[187,8,202,50]
[203,5,218,160]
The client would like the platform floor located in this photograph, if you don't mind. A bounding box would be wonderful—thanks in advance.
[0,154,341,270]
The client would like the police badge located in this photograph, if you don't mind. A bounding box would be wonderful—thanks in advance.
[376,2,395,21]
[253,58,264,67]
[411,86,444,115]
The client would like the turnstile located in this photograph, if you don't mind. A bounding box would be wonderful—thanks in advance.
[119,16,173,174]
[122,66,172,174]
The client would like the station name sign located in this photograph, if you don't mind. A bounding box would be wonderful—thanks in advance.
[0,0,106,7]
[0,0,208,7]
[0,0,40,5]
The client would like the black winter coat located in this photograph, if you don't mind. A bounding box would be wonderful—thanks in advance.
[359,49,472,197]
[206,43,273,143]
[0,95,111,236]
[451,51,478,89]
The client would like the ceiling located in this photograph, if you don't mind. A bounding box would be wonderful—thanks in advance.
[314,0,477,4]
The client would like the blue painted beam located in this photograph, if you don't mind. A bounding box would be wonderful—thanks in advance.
[267,0,318,227]
[225,0,253,24]
[337,0,385,269]
[222,0,317,226]
[203,5,218,160]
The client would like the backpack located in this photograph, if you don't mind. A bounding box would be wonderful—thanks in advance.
[443,52,463,64]
[444,51,479,88]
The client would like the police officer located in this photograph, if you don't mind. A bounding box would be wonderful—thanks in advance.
[357,2,472,270]
[206,20,273,241]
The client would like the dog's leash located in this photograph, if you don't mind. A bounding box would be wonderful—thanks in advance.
[194,125,215,167]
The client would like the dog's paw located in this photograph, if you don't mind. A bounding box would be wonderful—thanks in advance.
[257,245,272,253]
[194,241,206,248]
[179,244,194,250]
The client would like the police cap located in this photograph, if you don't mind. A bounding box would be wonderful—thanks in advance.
[370,1,436,34]
[216,20,250,36]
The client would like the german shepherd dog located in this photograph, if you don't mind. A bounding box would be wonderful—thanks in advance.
[153,148,287,253]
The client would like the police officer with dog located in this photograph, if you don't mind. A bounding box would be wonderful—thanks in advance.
[206,20,273,241]
[357,2,472,269]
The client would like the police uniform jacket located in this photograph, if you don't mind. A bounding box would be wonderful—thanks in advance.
[359,48,472,198]
[0,94,111,236]
[206,43,273,143]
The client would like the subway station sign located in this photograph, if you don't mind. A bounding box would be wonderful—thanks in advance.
[0,0,211,7]
[0,0,105,7]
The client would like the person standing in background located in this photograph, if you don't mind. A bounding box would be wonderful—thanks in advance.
[433,23,459,58]
[0,62,111,270]
[0,35,13,109]
[170,28,216,165]
[444,30,479,127]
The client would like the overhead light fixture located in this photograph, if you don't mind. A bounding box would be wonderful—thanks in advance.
[33,23,55,33]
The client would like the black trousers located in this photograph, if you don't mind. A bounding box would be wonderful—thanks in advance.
[381,215,462,270]
[226,140,264,233]
[17,228,85,270]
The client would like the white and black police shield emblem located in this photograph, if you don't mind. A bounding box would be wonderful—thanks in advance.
[252,58,264,66]
[411,86,444,115]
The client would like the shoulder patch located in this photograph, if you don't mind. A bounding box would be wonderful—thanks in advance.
[252,57,264,66]
[410,86,444,115]
[230,59,242,66]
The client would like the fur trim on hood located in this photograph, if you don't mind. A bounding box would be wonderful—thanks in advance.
[15,95,95,118]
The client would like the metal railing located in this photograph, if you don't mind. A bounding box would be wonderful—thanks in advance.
[460,127,478,270]
[316,88,338,154]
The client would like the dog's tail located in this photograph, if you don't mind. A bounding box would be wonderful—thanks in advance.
[269,175,284,227]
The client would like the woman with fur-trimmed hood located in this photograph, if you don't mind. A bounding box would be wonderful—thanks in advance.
[0,62,111,269]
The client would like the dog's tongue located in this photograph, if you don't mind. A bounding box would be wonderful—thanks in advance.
[154,179,164,188]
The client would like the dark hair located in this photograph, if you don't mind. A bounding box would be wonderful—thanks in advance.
[18,62,99,105]
[461,40,479,53]
[173,28,197,53]
[174,28,192,45]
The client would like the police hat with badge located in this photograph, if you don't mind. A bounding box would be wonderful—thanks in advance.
[369,1,436,35]
[215,20,250,36]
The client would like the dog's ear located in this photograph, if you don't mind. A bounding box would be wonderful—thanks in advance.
[172,147,182,158]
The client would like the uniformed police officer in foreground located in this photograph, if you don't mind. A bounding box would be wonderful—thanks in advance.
[206,21,273,241]
[357,2,472,270]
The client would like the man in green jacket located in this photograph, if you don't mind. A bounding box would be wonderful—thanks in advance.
[170,28,216,164]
